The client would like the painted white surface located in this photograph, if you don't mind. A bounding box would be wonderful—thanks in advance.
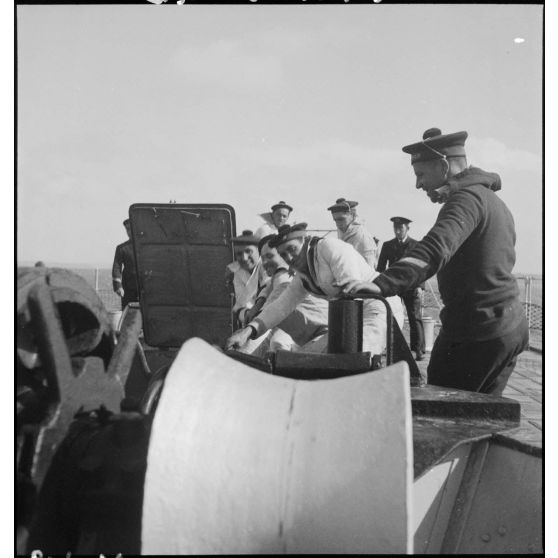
[413,444,470,553]
[142,338,413,554]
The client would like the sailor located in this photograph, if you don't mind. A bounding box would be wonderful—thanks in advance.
[112,218,139,310]
[327,198,379,269]
[225,223,404,356]
[241,234,329,355]
[341,128,528,395]
[225,230,269,326]
[377,217,426,361]
[254,201,293,239]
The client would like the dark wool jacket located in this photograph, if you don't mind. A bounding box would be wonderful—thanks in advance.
[376,236,425,290]
[112,240,139,294]
[373,167,524,342]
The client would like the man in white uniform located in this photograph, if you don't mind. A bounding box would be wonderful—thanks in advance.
[327,198,380,269]
[254,201,293,239]
[241,234,329,355]
[225,223,403,356]
[225,230,268,325]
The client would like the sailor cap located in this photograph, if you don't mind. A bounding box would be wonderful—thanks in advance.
[268,223,308,248]
[232,230,259,246]
[327,198,358,212]
[390,216,412,226]
[271,201,293,212]
[402,128,468,163]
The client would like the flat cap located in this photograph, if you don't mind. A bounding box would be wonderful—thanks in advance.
[390,216,412,226]
[232,230,259,246]
[271,201,293,212]
[402,128,468,164]
[268,222,308,248]
[327,198,358,212]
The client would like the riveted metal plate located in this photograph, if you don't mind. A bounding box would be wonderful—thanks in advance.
[129,204,236,347]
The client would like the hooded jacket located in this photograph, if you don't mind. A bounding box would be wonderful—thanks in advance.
[338,218,378,269]
[373,167,525,342]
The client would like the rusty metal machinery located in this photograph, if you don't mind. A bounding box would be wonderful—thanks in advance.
[16,267,148,554]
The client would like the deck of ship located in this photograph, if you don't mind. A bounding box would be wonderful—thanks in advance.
[414,346,542,452]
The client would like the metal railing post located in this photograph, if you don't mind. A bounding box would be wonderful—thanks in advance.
[340,293,394,365]
[426,279,443,313]
[341,292,423,383]
[527,276,532,329]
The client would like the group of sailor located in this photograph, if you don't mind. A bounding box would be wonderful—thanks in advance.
[225,127,529,396]
[113,127,528,396]
[224,201,413,360]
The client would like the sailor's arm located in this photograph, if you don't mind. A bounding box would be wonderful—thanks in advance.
[342,191,483,297]
[225,277,305,350]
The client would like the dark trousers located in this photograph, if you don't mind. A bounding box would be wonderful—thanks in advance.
[401,289,425,353]
[121,289,139,311]
[427,317,529,395]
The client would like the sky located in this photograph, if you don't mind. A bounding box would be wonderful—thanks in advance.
[16,4,543,272]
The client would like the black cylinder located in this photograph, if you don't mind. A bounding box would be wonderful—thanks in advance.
[327,299,363,353]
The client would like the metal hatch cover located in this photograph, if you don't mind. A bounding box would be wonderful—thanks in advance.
[129,203,236,348]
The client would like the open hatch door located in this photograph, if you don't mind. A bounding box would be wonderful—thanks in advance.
[129,203,236,347]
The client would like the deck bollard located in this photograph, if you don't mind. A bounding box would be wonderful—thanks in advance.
[327,299,363,354]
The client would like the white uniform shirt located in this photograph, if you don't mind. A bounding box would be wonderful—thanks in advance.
[228,260,268,313]
[249,237,403,355]
[254,222,278,240]
[339,219,378,269]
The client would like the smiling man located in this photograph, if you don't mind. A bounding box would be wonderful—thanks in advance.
[225,230,268,324]
[341,128,528,395]
[240,234,329,355]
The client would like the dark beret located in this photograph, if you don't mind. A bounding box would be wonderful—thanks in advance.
[327,198,358,212]
[402,128,468,163]
[232,229,259,246]
[390,216,412,226]
[271,201,293,212]
[268,222,308,248]
[258,233,277,253]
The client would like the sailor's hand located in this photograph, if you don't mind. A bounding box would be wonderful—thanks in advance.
[225,327,253,351]
[244,307,258,323]
[116,287,125,297]
[337,280,381,296]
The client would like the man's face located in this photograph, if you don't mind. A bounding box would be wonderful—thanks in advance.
[271,208,290,228]
[412,159,448,202]
[394,224,409,241]
[332,211,353,233]
[234,245,258,272]
[277,238,304,267]
[260,243,288,277]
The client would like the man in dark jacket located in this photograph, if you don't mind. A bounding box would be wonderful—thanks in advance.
[112,219,139,310]
[341,128,528,395]
[377,217,426,361]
